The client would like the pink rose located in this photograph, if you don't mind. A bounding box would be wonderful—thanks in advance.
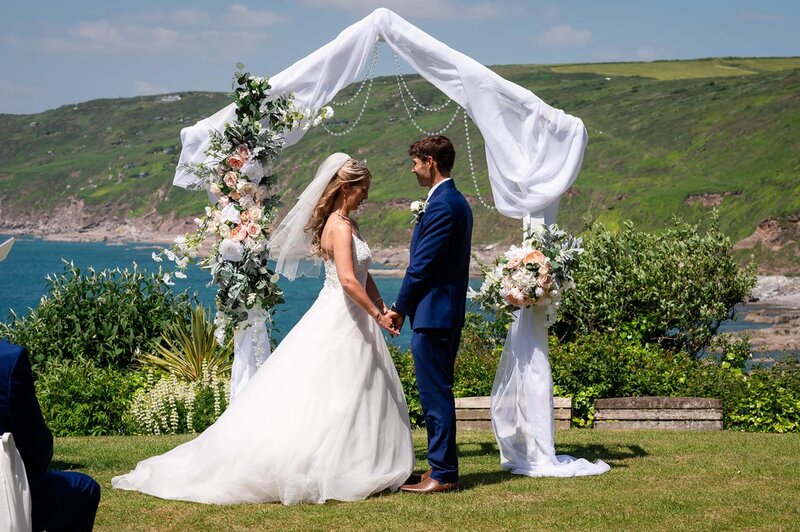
[538,274,554,291]
[507,257,522,269]
[226,154,246,169]
[223,172,238,188]
[239,211,250,223]
[235,144,251,159]
[214,164,226,176]
[246,222,261,237]
[229,191,241,201]
[505,291,530,307]
[231,225,248,242]
[524,250,546,266]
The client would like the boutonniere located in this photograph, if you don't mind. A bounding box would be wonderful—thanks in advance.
[410,199,427,225]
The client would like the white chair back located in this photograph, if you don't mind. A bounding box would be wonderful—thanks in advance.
[1,433,32,532]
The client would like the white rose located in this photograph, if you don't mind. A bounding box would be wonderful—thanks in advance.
[239,195,255,209]
[220,203,241,224]
[241,159,264,182]
[248,205,263,221]
[219,224,232,238]
[219,238,244,262]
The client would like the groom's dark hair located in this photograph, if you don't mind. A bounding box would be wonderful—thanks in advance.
[409,135,455,174]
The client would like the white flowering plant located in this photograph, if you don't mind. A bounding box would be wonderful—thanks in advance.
[470,224,583,324]
[158,65,333,343]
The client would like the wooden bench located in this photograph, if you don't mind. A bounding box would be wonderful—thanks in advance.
[454,396,572,430]
[594,397,723,430]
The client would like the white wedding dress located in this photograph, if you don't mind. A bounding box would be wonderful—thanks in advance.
[112,234,415,504]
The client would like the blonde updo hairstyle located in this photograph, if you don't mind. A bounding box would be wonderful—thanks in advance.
[305,158,371,256]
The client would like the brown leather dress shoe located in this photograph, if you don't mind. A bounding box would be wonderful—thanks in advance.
[403,468,432,486]
[400,476,459,494]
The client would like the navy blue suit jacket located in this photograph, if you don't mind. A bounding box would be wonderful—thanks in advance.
[0,340,53,476]
[395,179,473,330]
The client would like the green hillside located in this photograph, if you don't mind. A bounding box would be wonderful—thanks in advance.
[1,57,798,272]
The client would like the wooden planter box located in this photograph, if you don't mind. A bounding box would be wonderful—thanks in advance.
[454,396,572,430]
[594,397,723,430]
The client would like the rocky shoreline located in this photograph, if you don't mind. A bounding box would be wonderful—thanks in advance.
[739,276,800,354]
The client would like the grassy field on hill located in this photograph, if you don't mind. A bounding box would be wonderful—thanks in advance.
[0,57,798,271]
[61,429,800,530]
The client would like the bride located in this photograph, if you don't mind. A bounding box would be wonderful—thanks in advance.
[112,153,415,505]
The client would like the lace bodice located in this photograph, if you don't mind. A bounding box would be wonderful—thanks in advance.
[322,234,372,292]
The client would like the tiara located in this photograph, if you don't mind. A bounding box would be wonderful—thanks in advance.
[351,159,368,170]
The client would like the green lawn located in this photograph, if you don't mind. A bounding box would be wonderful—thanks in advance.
[56,429,799,531]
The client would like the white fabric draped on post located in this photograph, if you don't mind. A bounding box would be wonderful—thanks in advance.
[172,8,607,476]
[1,433,32,532]
[230,306,271,401]
[492,306,610,477]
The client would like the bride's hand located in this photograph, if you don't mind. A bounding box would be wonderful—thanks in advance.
[375,311,399,337]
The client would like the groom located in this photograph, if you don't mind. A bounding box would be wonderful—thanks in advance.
[388,135,473,494]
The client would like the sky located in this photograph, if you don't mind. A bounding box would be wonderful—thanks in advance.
[1,1,797,114]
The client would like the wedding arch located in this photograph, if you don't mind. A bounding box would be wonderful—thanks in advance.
[173,8,607,478]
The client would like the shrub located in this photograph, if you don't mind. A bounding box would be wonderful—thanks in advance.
[35,358,144,436]
[390,312,508,428]
[389,345,424,428]
[725,357,800,433]
[129,367,230,435]
[1,261,197,371]
[549,332,697,425]
[553,217,756,356]
[453,313,508,397]
[138,305,234,381]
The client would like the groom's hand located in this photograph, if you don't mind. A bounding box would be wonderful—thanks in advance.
[386,309,405,333]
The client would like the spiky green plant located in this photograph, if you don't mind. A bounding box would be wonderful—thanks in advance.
[139,305,234,381]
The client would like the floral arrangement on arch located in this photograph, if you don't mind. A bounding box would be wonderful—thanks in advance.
[158,64,332,344]
[470,224,583,324]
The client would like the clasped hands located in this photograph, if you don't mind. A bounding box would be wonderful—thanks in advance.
[375,305,405,337]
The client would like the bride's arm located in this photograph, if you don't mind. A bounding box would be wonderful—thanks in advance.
[329,222,397,335]
[365,274,388,314]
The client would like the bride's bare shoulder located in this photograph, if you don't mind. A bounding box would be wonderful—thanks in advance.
[321,216,352,258]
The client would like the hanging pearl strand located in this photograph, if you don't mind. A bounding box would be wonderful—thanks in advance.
[392,53,451,112]
[393,52,460,136]
[463,110,495,210]
[329,43,380,108]
[320,43,380,137]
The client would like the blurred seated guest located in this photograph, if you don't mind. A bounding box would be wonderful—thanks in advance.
[0,340,100,532]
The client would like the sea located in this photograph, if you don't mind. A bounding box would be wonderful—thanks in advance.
[0,235,769,353]
[0,235,488,351]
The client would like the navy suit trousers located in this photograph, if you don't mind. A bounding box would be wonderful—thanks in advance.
[29,469,101,532]
[411,327,461,483]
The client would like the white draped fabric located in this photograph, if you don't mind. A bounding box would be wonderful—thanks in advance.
[230,306,272,402]
[172,8,605,476]
[1,433,32,532]
[174,8,586,219]
[492,307,610,477]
